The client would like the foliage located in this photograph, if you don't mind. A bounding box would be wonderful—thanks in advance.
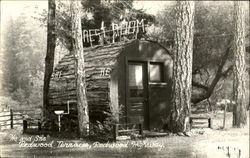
[88,104,126,141]
[11,88,28,106]
[37,0,154,49]
[1,10,46,111]
[147,1,249,105]
[0,96,20,111]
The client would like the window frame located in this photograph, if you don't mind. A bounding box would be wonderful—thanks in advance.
[148,62,165,83]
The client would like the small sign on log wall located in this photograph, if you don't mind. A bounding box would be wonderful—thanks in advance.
[100,68,111,77]
[51,71,62,80]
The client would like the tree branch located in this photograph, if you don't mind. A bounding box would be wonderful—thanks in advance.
[192,81,209,91]
[221,65,233,78]
[191,38,232,104]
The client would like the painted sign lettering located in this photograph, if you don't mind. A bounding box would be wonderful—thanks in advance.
[51,71,62,80]
[100,68,111,77]
[83,19,146,47]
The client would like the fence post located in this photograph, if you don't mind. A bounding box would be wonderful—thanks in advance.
[189,118,193,129]
[38,121,42,131]
[113,124,118,142]
[223,104,227,129]
[23,120,27,133]
[10,109,13,129]
[138,123,143,135]
[208,118,212,128]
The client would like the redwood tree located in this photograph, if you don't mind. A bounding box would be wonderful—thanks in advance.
[232,1,247,127]
[43,0,56,124]
[171,1,195,132]
[70,0,89,137]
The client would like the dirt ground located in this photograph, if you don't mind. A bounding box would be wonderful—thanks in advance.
[0,111,249,158]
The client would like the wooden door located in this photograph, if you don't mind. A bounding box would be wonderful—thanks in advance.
[127,61,149,129]
[148,62,169,130]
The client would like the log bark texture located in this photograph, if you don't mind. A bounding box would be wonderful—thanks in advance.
[232,1,247,127]
[43,0,56,126]
[171,1,195,132]
[49,42,128,124]
[71,0,89,137]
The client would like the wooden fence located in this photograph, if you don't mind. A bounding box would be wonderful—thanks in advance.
[0,109,41,131]
[0,109,143,141]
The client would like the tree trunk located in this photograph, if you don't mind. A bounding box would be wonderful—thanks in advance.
[43,0,56,127]
[70,0,89,137]
[171,1,195,132]
[232,1,247,128]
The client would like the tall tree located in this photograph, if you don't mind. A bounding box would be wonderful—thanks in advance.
[43,0,56,124]
[232,1,247,127]
[2,13,46,109]
[71,0,89,137]
[171,1,195,132]
[148,2,238,106]
[2,18,18,93]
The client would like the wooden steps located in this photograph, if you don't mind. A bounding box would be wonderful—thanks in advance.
[113,123,143,141]
[190,116,212,129]
[143,131,169,137]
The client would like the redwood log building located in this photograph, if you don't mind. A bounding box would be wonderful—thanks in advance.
[49,40,173,131]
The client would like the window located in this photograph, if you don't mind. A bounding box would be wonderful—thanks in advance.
[128,63,145,97]
[129,64,143,87]
[149,62,164,82]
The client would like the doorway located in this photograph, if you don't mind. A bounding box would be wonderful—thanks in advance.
[127,61,149,129]
[126,60,168,130]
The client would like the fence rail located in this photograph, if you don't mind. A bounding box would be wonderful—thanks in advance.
[0,109,41,130]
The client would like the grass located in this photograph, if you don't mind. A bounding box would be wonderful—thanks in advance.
[0,111,249,158]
